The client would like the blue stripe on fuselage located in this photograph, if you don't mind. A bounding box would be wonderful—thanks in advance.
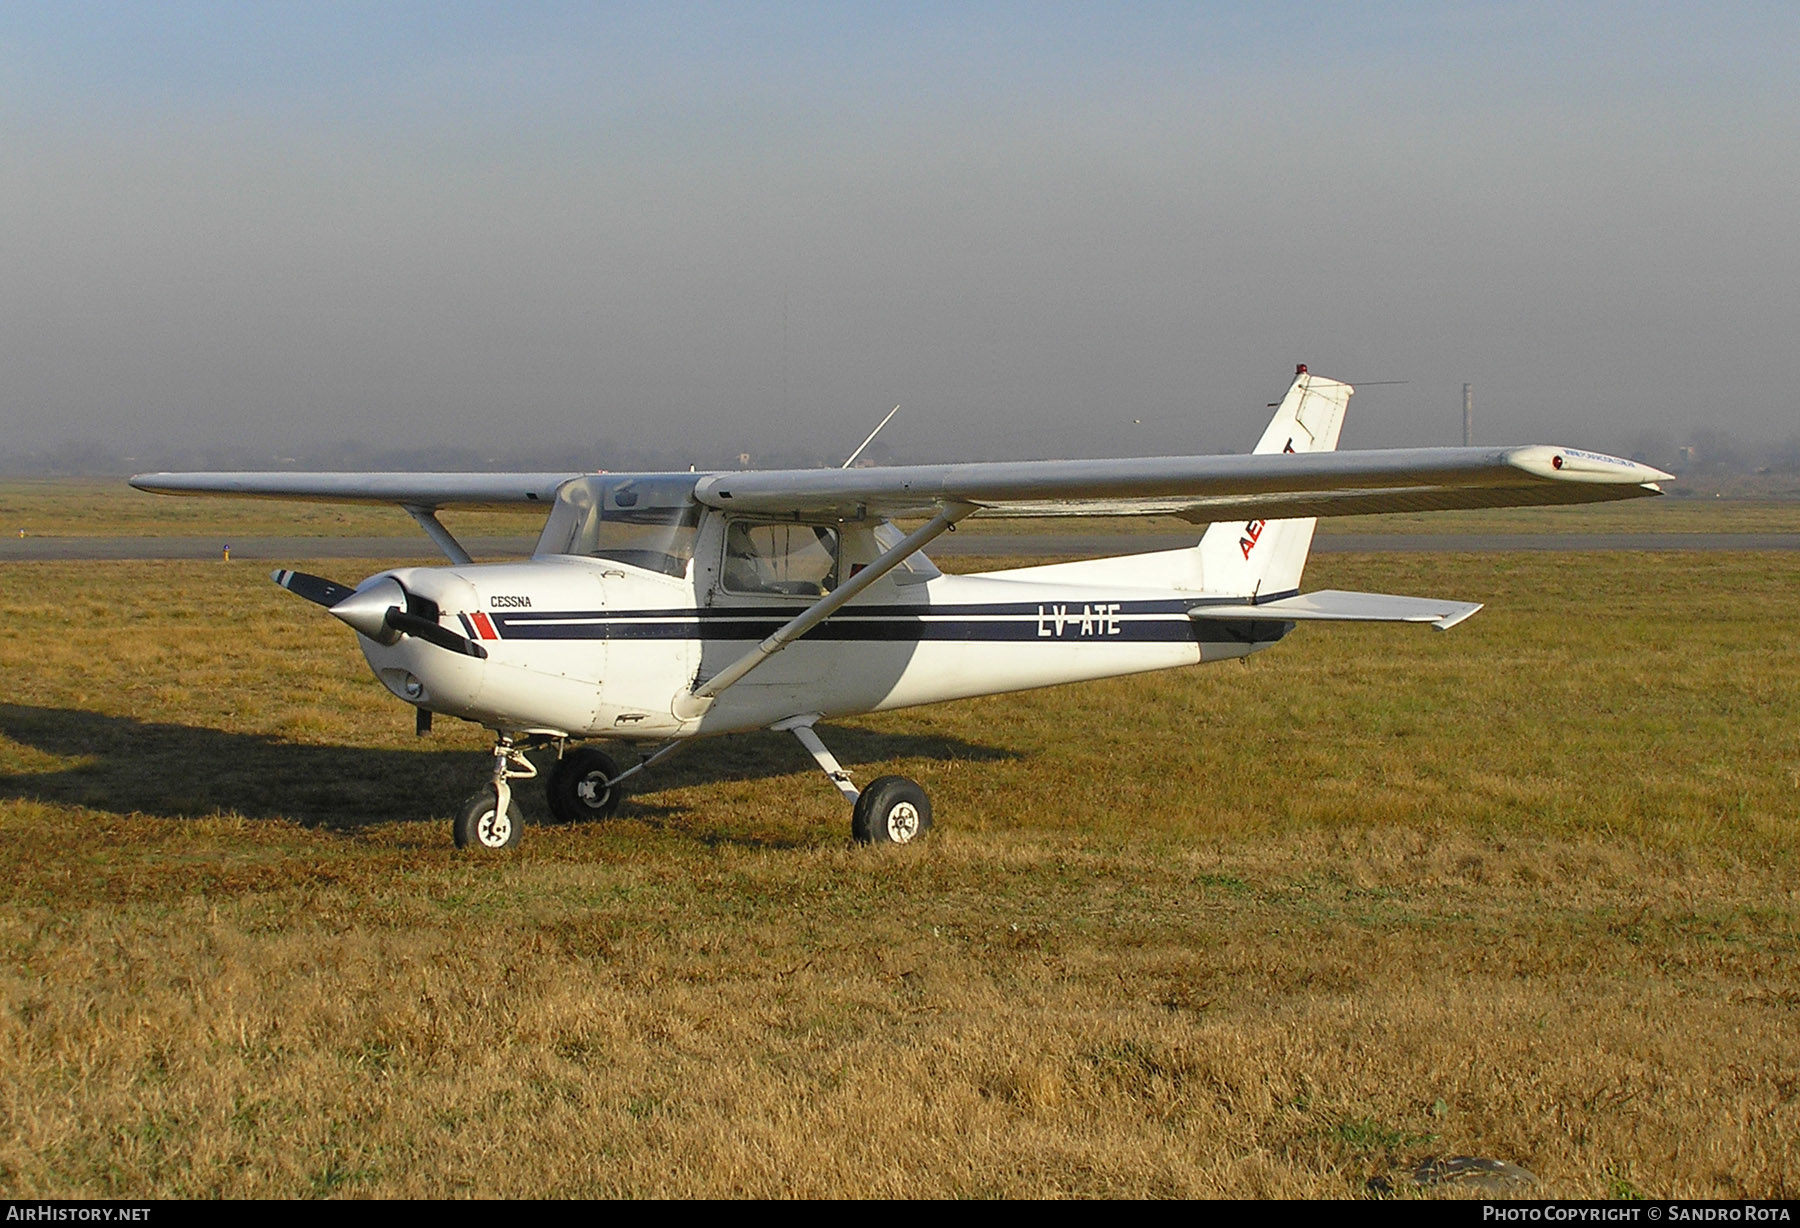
[483,601,1290,645]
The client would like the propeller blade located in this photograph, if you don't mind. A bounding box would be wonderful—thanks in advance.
[272,569,358,608]
[387,610,488,659]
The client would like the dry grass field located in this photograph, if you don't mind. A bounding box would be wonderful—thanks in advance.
[1,539,1796,1197]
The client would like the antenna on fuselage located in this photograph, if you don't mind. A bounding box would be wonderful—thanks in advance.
[842,405,900,469]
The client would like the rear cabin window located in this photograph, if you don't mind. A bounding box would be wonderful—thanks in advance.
[535,475,701,579]
[722,522,839,597]
[871,520,942,580]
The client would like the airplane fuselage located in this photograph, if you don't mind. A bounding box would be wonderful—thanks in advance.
[358,546,1292,741]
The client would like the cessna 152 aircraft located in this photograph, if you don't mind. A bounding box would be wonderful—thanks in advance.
[132,367,1670,851]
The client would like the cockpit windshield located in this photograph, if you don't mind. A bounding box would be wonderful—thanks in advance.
[535,475,702,578]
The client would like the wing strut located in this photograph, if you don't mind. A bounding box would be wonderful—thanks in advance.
[403,505,474,565]
[673,501,975,719]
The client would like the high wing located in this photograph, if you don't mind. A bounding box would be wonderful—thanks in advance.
[130,371,1668,526]
[128,471,578,508]
[132,445,1667,522]
[692,445,1669,522]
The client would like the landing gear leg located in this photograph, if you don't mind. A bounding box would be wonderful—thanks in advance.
[774,716,932,846]
[453,734,537,850]
[779,718,861,804]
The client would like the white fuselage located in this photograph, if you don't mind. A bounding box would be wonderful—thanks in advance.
[354,516,1291,741]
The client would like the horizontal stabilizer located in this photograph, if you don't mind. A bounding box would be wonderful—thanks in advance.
[1188,589,1483,632]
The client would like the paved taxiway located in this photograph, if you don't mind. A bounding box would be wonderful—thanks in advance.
[5,532,1798,562]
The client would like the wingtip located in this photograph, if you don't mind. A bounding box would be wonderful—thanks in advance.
[1506,446,1673,485]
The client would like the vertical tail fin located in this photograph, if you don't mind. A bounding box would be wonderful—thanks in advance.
[1198,365,1353,598]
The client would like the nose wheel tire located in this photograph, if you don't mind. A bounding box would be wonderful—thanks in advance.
[454,790,525,850]
[546,747,624,824]
[851,775,932,845]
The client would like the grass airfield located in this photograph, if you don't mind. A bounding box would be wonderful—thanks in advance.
[1,524,1797,1196]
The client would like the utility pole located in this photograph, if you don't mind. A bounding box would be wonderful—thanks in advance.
[1462,383,1474,447]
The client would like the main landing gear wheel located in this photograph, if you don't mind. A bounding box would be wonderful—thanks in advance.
[852,776,932,845]
[776,720,934,847]
[545,747,623,825]
[454,790,524,850]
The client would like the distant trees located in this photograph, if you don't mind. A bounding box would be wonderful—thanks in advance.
[1625,426,1800,476]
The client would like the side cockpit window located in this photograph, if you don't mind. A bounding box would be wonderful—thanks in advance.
[722,522,839,597]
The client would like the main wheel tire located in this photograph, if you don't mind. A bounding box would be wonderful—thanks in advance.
[545,747,623,825]
[851,775,932,845]
[454,790,525,850]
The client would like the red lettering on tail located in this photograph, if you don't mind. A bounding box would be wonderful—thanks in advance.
[1239,519,1266,559]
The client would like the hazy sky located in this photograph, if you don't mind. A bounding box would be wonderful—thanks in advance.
[5,2,1796,465]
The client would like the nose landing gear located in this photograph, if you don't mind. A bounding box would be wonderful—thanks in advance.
[454,789,524,850]
[452,735,538,850]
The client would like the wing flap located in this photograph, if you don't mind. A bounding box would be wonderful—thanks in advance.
[1189,589,1484,632]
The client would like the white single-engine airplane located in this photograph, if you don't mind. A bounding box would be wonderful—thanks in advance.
[132,367,1670,850]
